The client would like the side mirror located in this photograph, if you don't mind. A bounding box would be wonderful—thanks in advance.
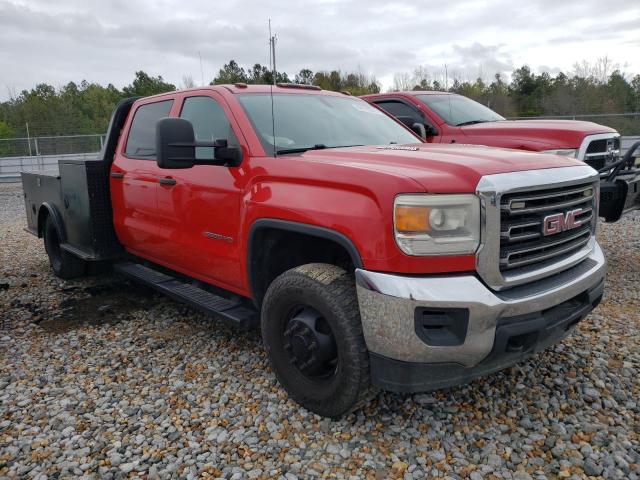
[156,117,242,169]
[411,122,427,141]
[425,125,438,136]
[213,139,243,166]
[156,117,196,169]
[411,122,438,140]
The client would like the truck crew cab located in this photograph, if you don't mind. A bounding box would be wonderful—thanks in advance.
[363,91,640,222]
[22,84,606,418]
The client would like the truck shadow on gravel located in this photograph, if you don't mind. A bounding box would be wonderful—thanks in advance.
[34,280,159,333]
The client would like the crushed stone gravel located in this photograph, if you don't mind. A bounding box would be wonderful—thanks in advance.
[0,182,638,479]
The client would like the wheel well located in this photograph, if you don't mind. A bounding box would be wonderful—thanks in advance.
[37,206,50,238]
[37,204,65,241]
[248,226,359,307]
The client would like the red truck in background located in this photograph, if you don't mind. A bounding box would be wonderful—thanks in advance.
[22,84,605,417]
[362,91,640,221]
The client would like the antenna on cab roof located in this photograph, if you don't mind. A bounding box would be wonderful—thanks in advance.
[269,19,277,156]
[269,21,277,86]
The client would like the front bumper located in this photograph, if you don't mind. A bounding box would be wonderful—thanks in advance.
[355,242,606,392]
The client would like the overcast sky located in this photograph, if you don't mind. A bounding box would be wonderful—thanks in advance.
[1,0,638,100]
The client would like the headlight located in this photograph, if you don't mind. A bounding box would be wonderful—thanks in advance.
[394,194,480,255]
[541,148,578,158]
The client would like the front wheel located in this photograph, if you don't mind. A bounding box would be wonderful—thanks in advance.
[261,263,376,418]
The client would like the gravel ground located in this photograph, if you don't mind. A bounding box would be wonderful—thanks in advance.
[0,182,638,480]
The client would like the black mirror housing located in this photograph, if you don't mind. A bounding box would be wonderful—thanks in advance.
[410,122,438,140]
[411,122,427,141]
[213,139,243,166]
[156,117,242,169]
[425,124,438,136]
[156,117,196,169]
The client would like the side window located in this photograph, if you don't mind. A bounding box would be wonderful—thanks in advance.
[180,96,238,160]
[375,100,423,128]
[125,100,173,159]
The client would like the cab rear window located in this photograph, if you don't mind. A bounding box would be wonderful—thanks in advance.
[125,100,173,159]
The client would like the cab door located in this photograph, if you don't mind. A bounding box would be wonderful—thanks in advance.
[110,99,173,260]
[155,93,247,291]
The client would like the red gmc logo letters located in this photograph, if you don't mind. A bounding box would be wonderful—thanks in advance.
[543,209,585,236]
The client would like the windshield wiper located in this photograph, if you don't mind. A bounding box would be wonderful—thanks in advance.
[276,144,364,155]
[456,120,490,126]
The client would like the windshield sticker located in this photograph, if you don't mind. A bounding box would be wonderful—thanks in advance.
[376,145,419,151]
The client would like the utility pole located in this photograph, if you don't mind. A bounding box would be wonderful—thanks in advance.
[25,122,32,156]
[198,51,205,86]
[269,19,277,85]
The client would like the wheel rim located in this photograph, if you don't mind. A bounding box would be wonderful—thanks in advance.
[282,306,338,380]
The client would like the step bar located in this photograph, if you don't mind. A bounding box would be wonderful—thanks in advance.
[114,262,258,329]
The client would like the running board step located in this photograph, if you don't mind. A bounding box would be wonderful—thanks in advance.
[114,262,258,329]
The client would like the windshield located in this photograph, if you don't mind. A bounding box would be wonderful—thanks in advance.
[416,94,504,126]
[237,93,419,155]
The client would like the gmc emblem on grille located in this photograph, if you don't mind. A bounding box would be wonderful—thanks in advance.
[543,209,585,236]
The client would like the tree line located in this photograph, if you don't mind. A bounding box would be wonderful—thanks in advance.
[210,60,381,96]
[1,58,639,143]
[0,71,176,139]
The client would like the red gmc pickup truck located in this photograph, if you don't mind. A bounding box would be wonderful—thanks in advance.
[22,84,605,417]
[363,91,640,221]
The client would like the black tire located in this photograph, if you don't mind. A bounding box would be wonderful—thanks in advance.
[261,263,376,418]
[43,215,85,279]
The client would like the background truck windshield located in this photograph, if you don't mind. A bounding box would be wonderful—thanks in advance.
[417,94,505,126]
[238,93,419,155]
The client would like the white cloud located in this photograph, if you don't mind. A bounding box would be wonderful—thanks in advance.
[0,0,638,99]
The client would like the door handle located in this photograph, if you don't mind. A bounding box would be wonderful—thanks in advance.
[110,172,124,179]
[159,177,177,186]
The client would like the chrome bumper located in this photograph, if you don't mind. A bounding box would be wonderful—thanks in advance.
[355,242,606,367]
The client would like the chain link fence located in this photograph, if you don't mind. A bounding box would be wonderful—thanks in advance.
[0,134,106,158]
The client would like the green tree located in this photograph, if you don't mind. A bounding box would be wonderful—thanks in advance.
[631,75,640,111]
[0,121,13,155]
[122,71,176,96]
[0,122,13,138]
[1,61,639,152]
[606,70,634,112]
[295,69,314,85]
[509,66,541,115]
[211,60,291,85]
[247,64,268,83]
[313,70,380,95]
[211,60,248,84]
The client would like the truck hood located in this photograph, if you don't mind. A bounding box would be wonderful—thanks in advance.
[303,144,586,193]
[461,119,617,148]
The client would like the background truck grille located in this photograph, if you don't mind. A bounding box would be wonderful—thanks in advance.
[582,137,619,170]
[499,183,595,271]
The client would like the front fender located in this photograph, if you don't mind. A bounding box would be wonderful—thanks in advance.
[240,171,475,277]
[241,177,389,267]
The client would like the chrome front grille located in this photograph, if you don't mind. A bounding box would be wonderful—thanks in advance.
[476,166,599,291]
[501,228,591,269]
[579,134,620,170]
[499,183,595,271]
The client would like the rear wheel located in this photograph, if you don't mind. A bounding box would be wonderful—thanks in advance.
[43,216,85,279]
[261,263,376,418]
